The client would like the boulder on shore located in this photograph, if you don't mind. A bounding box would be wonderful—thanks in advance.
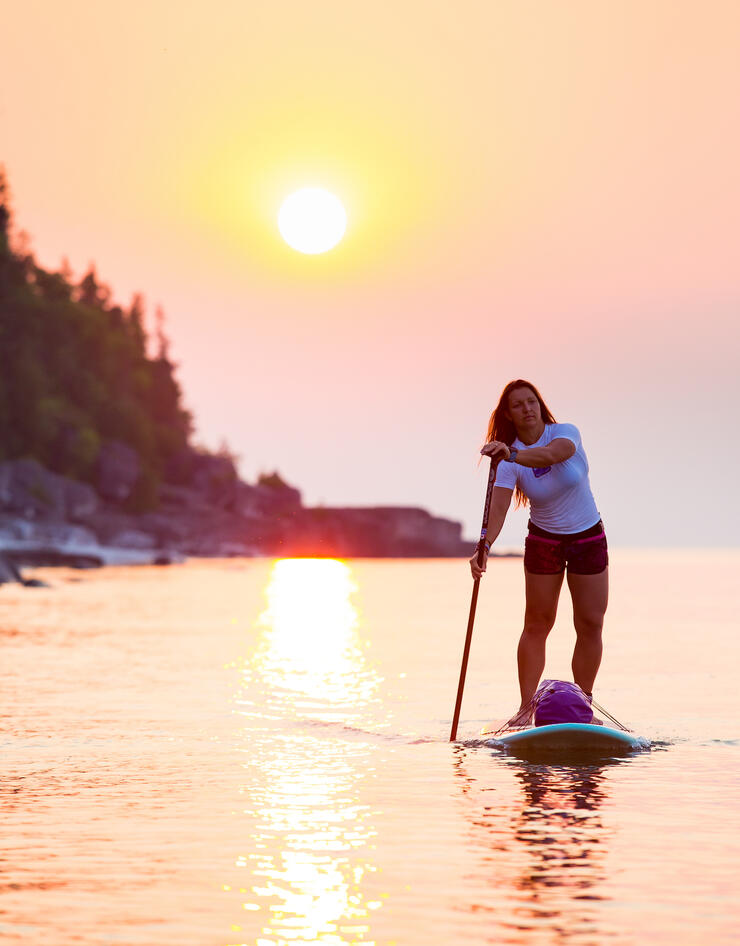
[0,459,99,521]
[0,551,24,583]
[96,441,140,502]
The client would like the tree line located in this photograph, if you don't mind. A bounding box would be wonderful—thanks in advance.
[0,166,199,509]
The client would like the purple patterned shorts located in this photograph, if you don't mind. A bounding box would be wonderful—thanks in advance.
[524,520,608,575]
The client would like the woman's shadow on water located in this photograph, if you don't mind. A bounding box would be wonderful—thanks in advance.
[452,749,626,939]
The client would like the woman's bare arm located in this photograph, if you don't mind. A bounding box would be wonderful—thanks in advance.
[513,437,576,467]
[481,437,576,467]
[485,484,514,545]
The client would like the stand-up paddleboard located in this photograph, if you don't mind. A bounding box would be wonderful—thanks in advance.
[482,721,649,759]
[480,680,649,759]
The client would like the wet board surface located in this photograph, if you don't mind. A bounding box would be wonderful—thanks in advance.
[482,722,649,759]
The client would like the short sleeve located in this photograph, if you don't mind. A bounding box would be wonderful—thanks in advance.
[552,423,581,449]
[494,460,518,490]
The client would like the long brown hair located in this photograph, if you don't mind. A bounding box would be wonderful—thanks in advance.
[484,379,556,509]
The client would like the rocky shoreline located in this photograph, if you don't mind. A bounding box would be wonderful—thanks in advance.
[0,453,518,584]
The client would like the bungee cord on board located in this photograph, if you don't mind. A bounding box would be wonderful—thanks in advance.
[489,681,630,738]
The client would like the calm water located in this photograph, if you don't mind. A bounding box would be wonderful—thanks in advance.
[1,551,738,945]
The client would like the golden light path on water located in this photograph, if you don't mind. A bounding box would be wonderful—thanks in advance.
[255,559,379,722]
[230,559,385,946]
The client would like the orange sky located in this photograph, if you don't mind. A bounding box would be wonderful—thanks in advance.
[2,1,738,544]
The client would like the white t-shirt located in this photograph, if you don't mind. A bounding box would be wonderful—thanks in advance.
[494,423,601,534]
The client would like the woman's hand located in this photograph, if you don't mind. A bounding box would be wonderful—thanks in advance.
[480,440,510,462]
[469,544,489,579]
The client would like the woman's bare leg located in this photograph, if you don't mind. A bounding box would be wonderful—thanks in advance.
[514,569,565,716]
[567,568,609,695]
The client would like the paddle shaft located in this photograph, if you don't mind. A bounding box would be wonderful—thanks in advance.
[449,456,500,741]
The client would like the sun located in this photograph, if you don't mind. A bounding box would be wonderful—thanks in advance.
[278,188,347,254]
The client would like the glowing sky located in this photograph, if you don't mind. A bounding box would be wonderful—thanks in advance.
[2,1,738,545]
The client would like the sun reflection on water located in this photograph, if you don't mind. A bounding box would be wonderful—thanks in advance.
[229,558,383,945]
[253,558,379,723]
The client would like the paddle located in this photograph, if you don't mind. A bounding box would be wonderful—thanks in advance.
[449,455,500,742]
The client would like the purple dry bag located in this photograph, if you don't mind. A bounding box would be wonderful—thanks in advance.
[533,679,593,726]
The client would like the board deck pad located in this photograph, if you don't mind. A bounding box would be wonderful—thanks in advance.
[482,721,649,758]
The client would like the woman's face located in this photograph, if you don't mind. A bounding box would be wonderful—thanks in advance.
[506,386,542,431]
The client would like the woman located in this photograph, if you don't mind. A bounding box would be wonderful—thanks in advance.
[470,379,608,726]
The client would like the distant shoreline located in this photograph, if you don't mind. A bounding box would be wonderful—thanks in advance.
[0,457,524,585]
